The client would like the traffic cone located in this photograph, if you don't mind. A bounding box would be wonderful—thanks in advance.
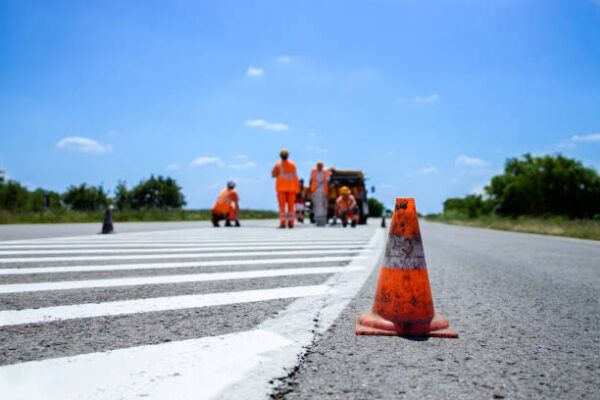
[101,208,114,234]
[356,198,457,338]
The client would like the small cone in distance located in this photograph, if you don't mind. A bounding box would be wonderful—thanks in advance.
[381,216,386,228]
[356,198,457,338]
[101,208,114,234]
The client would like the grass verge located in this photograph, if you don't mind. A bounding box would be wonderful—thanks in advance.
[423,215,600,241]
[0,209,278,224]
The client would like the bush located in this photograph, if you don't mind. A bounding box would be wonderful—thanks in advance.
[128,175,186,210]
[63,184,109,211]
[0,180,30,211]
[486,154,600,218]
[367,197,384,217]
[443,194,494,218]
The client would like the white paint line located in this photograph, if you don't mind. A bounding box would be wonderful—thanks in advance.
[0,256,357,275]
[0,266,362,294]
[0,285,333,327]
[0,249,359,264]
[0,240,369,250]
[0,244,368,255]
[0,329,292,400]
[0,256,358,275]
[216,227,386,399]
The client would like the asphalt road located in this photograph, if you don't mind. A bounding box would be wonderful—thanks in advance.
[0,220,598,399]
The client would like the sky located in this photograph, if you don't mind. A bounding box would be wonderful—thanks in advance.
[1,0,599,213]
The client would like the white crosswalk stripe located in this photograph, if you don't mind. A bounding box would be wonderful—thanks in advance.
[0,221,384,399]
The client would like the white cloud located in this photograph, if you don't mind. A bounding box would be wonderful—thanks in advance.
[56,137,113,154]
[406,166,438,177]
[244,119,289,131]
[191,157,224,167]
[108,130,118,136]
[228,161,257,170]
[236,154,248,160]
[414,94,440,103]
[308,132,316,137]
[456,155,491,167]
[307,145,329,154]
[166,163,180,170]
[277,56,291,64]
[571,133,600,142]
[246,66,264,77]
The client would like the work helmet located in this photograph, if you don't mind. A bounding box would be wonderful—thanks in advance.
[280,149,289,159]
[316,161,324,169]
[227,180,236,188]
[340,186,351,195]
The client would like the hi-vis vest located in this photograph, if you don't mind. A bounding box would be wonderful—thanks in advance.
[275,160,299,193]
[336,194,357,211]
[310,169,329,195]
[212,188,236,214]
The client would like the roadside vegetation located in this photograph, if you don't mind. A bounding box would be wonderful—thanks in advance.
[425,154,600,241]
[0,171,276,224]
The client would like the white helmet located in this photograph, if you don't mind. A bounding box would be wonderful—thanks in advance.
[227,180,236,188]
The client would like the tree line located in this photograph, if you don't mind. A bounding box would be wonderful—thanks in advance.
[443,154,600,219]
[0,172,186,212]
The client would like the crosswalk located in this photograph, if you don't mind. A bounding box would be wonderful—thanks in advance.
[0,221,384,399]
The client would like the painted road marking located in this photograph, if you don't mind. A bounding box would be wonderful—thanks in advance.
[0,329,291,400]
[0,244,369,255]
[0,256,357,275]
[0,266,363,294]
[0,285,334,327]
[0,249,360,264]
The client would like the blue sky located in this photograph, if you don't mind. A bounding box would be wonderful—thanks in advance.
[1,0,599,213]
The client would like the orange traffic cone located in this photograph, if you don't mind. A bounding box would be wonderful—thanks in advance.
[356,198,458,338]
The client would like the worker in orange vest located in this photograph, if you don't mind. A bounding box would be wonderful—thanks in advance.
[335,186,359,228]
[309,161,330,227]
[211,180,240,227]
[272,149,299,228]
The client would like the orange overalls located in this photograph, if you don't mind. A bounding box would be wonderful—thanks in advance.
[273,160,299,227]
[335,194,359,226]
[211,188,239,221]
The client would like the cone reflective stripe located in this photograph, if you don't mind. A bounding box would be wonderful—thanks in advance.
[356,198,458,338]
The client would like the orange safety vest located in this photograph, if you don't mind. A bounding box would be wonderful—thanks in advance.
[310,169,329,195]
[274,160,299,193]
[211,188,238,214]
[336,194,357,211]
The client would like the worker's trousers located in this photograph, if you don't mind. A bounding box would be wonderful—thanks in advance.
[277,191,296,227]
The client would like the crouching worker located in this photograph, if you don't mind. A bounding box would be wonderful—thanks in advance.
[211,180,240,227]
[335,186,359,228]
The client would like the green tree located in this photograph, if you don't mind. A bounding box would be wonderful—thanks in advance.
[114,181,132,210]
[0,180,30,211]
[130,175,185,209]
[486,154,600,218]
[367,197,384,217]
[63,184,109,211]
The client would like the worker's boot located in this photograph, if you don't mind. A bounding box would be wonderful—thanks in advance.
[342,220,347,228]
[225,220,232,227]
[235,220,241,227]
[212,215,219,228]
[351,220,357,228]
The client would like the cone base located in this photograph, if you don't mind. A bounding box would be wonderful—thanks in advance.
[355,312,458,338]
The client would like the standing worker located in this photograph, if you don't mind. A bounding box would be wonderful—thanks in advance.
[335,186,359,228]
[272,149,299,228]
[211,180,240,227]
[309,161,330,227]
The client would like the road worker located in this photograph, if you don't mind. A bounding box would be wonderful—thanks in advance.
[335,186,359,228]
[211,180,240,227]
[295,179,307,223]
[309,161,330,227]
[271,149,299,228]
